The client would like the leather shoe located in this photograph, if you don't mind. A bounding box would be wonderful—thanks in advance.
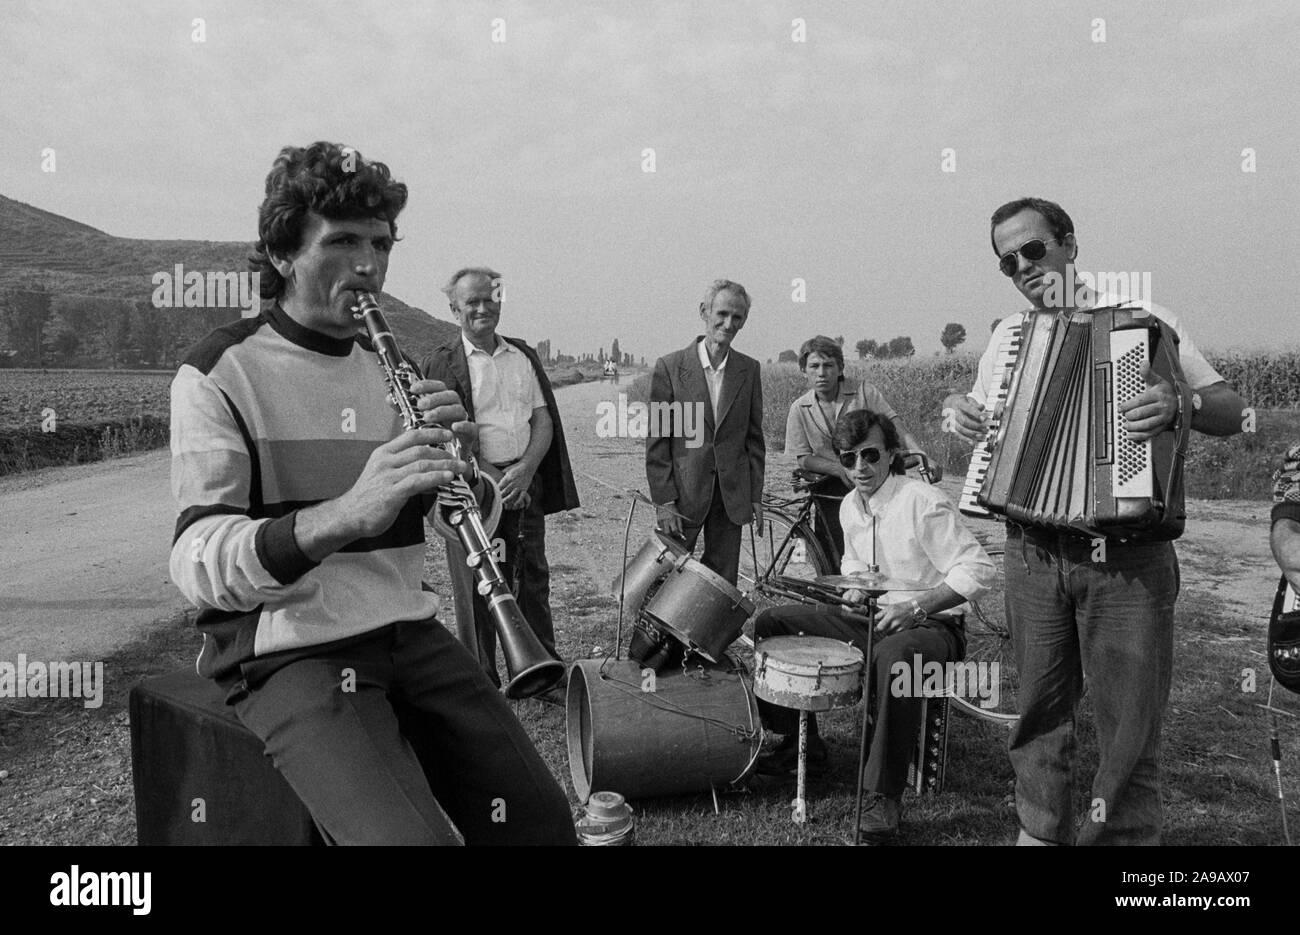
[857,793,901,844]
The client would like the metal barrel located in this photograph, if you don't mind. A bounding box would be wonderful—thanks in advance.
[566,658,761,803]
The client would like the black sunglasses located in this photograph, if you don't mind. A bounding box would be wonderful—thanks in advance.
[837,447,884,468]
[998,238,1058,277]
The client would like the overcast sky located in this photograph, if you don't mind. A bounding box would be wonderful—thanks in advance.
[2,0,1296,362]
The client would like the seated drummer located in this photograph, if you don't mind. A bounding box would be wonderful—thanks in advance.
[755,408,995,844]
[784,335,937,559]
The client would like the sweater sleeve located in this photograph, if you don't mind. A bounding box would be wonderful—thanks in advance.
[168,364,319,612]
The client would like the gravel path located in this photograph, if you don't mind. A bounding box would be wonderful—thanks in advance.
[0,374,1282,668]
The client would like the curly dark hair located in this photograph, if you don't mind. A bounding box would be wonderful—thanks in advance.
[833,409,905,476]
[249,142,409,299]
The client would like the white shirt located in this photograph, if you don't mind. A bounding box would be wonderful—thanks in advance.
[463,334,543,465]
[838,474,997,612]
[969,296,1224,408]
[697,338,728,421]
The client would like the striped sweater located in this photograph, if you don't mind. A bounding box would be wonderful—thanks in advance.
[168,303,488,682]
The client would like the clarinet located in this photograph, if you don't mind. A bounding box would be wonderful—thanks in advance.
[354,291,564,699]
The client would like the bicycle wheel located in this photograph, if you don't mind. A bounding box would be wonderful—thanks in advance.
[736,509,834,618]
[947,548,1019,726]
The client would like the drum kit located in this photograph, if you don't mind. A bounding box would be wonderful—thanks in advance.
[593,529,933,841]
[615,531,756,670]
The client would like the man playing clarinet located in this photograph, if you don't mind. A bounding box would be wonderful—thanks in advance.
[168,141,574,844]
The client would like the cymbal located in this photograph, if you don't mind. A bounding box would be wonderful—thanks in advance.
[813,574,928,595]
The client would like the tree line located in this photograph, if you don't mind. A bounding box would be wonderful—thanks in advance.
[773,323,969,363]
[0,284,238,369]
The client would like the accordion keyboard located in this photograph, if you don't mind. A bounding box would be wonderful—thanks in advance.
[959,322,1024,517]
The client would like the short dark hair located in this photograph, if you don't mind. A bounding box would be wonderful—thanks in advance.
[832,409,905,475]
[989,197,1074,256]
[798,335,845,376]
[250,142,409,299]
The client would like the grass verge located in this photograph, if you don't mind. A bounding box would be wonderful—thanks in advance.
[0,416,168,476]
[1,551,1294,845]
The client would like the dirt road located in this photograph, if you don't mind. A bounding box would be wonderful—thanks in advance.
[0,374,1284,667]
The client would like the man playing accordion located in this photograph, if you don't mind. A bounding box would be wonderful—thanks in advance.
[943,197,1246,845]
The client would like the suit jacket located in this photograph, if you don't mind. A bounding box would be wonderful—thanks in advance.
[421,335,580,516]
[645,337,765,526]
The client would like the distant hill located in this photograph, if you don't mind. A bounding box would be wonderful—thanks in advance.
[0,194,460,368]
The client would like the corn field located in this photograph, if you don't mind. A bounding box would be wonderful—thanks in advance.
[628,350,1300,501]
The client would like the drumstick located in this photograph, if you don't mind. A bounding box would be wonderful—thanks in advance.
[575,469,692,523]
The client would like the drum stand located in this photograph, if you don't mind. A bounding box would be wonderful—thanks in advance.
[851,592,879,846]
[793,709,810,823]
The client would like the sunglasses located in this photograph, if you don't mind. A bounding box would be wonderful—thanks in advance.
[837,447,885,469]
[998,238,1059,277]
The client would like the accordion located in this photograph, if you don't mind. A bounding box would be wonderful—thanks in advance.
[959,304,1191,541]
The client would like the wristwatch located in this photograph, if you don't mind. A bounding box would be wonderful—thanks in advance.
[908,600,926,624]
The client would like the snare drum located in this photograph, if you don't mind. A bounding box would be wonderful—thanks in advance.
[610,532,690,612]
[753,636,864,712]
[643,556,754,663]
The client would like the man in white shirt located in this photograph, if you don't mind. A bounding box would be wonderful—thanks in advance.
[423,268,580,703]
[942,197,1246,845]
[752,408,996,844]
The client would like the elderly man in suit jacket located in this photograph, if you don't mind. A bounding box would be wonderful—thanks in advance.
[646,279,765,585]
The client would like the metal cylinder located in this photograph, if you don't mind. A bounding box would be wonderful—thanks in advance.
[566,658,761,803]
[575,791,635,846]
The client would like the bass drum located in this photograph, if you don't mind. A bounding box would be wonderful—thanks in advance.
[566,657,761,802]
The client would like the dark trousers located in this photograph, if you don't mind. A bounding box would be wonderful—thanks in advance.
[231,618,575,845]
[1005,525,1178,845]
[681,476,743,586]
[451,471,559,687]
[754,603,963,795]
[809,475,851,564]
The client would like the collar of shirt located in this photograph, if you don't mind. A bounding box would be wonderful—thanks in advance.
[855,472,900,515]
[697,337,729,372]
[797,381,857,407]
[463,332,514,358]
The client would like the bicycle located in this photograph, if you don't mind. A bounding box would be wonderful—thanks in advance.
[736,453,1017,726]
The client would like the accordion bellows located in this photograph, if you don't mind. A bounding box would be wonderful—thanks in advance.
[962,305,1191,541]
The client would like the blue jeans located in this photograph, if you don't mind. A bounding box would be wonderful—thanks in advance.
[1005,524,1179,845]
